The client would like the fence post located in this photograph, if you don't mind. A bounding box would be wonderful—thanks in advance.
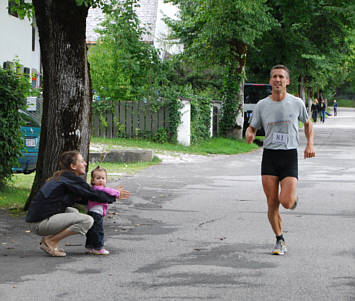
[113,102,119,137]
[210,103,213,138]
[93,110,100,137]
[177,99,191,146]
[107,102,113,139]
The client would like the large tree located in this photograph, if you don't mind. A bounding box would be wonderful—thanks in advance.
[23,0,103,209]
[165,0,277,138]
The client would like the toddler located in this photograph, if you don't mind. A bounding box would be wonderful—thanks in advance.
[85,166,130,255]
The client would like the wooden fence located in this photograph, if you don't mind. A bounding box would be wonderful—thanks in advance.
[91,101,170,138]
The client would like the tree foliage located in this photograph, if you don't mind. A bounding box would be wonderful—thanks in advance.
[89,0,166,102]
[166,0,276,65]
[246,0,355,97]
[165,0,277,137]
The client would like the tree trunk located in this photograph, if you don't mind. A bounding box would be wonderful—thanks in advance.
[226,79,244,139]
[307,87,313,115]
[298,75,306,102]
[25,0,92,210]
[224,45,246,140]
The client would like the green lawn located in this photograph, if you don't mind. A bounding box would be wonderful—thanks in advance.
[91,136,259,155]
[1,137,259,211]
[0,173,36,211]
[0,157,161,211]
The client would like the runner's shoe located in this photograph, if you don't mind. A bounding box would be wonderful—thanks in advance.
[290,196,298,210]
[272,239,287,255]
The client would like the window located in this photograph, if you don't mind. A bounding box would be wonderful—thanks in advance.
[3,61,14,70]
[24,67,30,79]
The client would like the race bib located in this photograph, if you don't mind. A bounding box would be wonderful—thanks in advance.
[272,132,289,145]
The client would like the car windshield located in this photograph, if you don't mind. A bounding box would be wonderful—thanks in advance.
[244,85,272,104]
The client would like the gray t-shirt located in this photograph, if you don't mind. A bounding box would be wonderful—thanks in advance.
[250,93,309,150]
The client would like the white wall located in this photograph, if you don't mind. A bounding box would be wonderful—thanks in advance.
[86,7,104,43]
[135,0,159,42]
[177,99,191,146]
[0,0,41,85]
[154,0,183,57]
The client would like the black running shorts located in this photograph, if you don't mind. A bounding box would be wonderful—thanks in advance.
[261,149,298,180]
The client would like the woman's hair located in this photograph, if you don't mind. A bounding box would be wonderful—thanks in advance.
[59,150,81,170]
[47,150,81,181]
[90,166,107,185]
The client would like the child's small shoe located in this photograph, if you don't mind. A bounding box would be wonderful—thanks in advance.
[88,248,110,255]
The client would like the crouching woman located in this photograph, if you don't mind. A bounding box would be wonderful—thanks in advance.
[26,150,117,257]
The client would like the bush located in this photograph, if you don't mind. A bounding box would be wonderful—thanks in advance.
[190,96,212,144]
[0,68,27,189]
[152,128,168,144]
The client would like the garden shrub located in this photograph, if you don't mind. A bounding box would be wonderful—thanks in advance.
[152,128,168,144]
[0,67,27,188]
[190,95,212,144]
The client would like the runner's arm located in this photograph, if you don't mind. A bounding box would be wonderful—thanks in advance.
[245,125,257,144]
[303,119,315,158]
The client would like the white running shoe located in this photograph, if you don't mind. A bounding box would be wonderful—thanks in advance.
[272,240,287,255]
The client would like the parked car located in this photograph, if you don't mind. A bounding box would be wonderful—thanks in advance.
[243,83,272,136]
[12,111,41,174]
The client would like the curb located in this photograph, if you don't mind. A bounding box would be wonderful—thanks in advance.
[89,150,153,163]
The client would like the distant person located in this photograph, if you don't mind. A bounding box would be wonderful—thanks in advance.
[85,166,130,255]
[333,99,338,116]
[26,151,120,257]
[311,98,319,122]
[246,64,315,255]
[320,99,326,123]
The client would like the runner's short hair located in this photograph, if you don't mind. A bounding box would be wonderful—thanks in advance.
[270,65,290,79]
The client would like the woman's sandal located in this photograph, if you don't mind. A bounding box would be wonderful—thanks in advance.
[40,239,66,257]
[40,238,65,252]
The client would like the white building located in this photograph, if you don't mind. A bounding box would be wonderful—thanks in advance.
[0,0,41,88]
[86,0,182,58]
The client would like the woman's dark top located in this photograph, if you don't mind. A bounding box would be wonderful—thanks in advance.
[311,103,319,112]
[26,171,116,222]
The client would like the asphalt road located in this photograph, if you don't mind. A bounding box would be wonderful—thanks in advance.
[1,107,354,301]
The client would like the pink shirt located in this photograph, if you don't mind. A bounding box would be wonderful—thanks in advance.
[88,186,120,217]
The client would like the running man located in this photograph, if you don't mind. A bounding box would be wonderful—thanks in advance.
[246,64,315,255]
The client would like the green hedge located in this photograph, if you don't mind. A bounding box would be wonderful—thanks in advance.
[0,68,27,188]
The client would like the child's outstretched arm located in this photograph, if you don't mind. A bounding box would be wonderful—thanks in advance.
[118,188,131,200]
[115,186,130,199]
[93,185,120,198]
